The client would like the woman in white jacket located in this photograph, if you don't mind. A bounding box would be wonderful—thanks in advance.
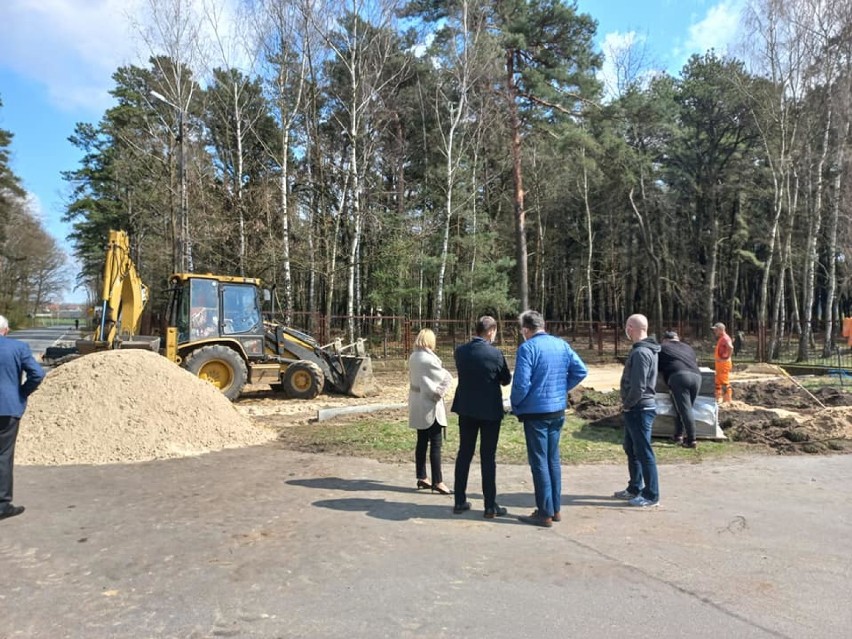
[408,328,453,495]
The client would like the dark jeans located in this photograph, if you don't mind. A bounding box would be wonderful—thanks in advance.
[523,416,565,518]
[415,421,444,484]
[669,371,701,443]
[454,415,502,509]
[622,407,659,502]
[0,416,20,511]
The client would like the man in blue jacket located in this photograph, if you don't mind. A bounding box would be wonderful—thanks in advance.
[0,315,45,520]
[511,310,588,527]
[451,316,512,518]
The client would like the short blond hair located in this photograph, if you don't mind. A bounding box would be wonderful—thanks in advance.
[414,328,436,350]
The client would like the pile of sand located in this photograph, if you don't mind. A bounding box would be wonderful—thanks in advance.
[18,349,277,465]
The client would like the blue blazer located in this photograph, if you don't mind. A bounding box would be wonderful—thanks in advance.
[451,337,511,422]
[0,336,45,417]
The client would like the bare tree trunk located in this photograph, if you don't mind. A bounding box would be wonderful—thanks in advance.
[506,49,528,310]
[433,0,479,325]
[434,106,458,326]
[581,150,594,349]
[628,186,663,337]
[823,121,849,356]
[798,110,831,360]
[346,80,361,343]
[706,212,719,328]
[139,0,203,273]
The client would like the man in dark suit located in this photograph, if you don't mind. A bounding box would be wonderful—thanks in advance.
[451,316,512,518]
[0,314,45,521]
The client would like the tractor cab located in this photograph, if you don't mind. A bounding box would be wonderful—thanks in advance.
[167,274,264,344]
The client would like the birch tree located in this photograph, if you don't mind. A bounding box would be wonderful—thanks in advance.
[741,0,808,360]
[135,0,207,272]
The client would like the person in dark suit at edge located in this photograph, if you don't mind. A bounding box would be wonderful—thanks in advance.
[0,314,45,521]
[451,316,512,518]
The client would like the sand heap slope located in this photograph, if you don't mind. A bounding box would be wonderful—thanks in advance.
[18,349,276,465]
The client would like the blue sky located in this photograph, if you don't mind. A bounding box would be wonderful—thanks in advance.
[0,0,745,303]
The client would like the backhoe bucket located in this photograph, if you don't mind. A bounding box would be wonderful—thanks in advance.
[341,355,379,397]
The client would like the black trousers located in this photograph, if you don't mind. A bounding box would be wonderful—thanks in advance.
[0,416,20,510]
[668,371,701,443]
[415,421,444,484]
[454,415,502,509]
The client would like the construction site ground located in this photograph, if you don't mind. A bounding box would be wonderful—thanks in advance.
[237,363,852,457]
[3,330,851,637]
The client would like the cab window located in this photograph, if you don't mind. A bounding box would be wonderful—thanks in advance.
[222,284,259,334]
[189,279,219,339]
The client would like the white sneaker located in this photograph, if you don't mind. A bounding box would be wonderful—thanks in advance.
[628,495,659,507]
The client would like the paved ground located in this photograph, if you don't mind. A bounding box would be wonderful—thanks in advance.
[11,326,79,360]
[2,445,850,638]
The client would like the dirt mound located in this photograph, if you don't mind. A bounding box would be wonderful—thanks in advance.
[732,379,852,412]
[723,404,852,454]
[572,378,852,454]
[18,350,276,465]
[573,388,622,427]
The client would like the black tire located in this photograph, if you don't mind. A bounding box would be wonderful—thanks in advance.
[281,361,325,400]
[183,344,248,401]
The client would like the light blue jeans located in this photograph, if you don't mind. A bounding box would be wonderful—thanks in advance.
[523,417,564,518]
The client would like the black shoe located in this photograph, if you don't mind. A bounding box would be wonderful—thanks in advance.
[484,505,508,519]
[682,440,698,449]
[0,505,25,520]
[453,501,472,514]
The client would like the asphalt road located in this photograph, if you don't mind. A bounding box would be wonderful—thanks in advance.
[10,326,80,361]
[1,446,849,638]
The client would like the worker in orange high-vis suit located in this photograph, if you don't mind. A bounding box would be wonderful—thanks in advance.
[712,322,733,402]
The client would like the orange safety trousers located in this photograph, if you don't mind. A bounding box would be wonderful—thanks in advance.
[715,359,733,402]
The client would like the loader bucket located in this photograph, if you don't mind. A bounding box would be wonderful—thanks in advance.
[341,355,379,397]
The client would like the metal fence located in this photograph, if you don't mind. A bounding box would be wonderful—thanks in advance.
[286,313,852,372]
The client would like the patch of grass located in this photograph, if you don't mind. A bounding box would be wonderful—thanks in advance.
[275,412,737,465]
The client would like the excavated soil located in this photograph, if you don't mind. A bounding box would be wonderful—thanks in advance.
[18,350,277,465]
[239,365,852,455]
[571,373,852,454]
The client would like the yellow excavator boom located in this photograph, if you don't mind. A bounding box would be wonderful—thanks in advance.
[94,229,149,346]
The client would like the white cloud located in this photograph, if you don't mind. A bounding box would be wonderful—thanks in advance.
[0,0,261,114]
[0,0,144,113]
[675,0,745,64]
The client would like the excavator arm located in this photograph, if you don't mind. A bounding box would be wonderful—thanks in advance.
[93,229,150,346]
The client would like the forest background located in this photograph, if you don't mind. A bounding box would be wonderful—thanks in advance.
[1,0,851,363]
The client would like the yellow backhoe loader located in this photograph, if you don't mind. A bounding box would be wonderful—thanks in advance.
[46,230,377,401]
